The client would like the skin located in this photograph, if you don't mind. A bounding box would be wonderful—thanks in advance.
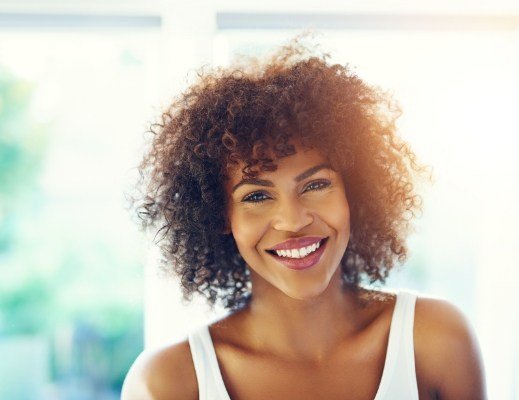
[122,145,487,400]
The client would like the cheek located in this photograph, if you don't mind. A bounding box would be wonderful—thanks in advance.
[229,208,269,252]
[322,194,350,235]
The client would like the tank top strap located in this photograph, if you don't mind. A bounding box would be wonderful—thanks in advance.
[375,289,419,400]
[188,325,231,400]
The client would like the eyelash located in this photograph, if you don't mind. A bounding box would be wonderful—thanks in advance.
[241,180,331,204]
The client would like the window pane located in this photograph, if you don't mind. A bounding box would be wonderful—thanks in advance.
[215,28,519,400]
[0,29,160,399]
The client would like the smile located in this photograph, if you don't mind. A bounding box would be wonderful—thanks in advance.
[268,238,327,258]
[266,238,328,270]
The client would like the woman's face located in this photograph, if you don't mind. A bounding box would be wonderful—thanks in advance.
[225,145,350,300]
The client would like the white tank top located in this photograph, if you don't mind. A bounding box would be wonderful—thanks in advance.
[188,290,419,400]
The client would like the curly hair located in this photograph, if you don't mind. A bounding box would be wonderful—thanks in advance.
[131,36,428,311]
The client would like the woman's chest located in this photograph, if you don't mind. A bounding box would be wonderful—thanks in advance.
[214,340,388,400]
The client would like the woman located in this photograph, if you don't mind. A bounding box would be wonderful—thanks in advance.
[122,37,486,399]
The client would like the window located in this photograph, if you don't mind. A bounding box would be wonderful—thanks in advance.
[1,3,517,398]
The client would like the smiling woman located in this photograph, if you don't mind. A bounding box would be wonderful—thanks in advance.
[122,35,486,400]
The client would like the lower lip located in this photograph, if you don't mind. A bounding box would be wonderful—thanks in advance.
[268,240,327,271]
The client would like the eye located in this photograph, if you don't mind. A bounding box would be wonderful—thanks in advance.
[303,179,331,192]
[242,191,270,204]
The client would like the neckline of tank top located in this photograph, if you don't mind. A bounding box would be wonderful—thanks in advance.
[198,289,415,400]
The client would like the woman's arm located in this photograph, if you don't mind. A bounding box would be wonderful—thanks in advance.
[121,340,198,400]
[414,297,487,400]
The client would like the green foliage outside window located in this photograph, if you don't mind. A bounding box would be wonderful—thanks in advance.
[0,67,144,398]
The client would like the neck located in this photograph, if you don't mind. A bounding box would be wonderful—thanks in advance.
[242,269,367,363]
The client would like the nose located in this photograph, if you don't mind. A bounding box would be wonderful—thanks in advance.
[271,196,313,233]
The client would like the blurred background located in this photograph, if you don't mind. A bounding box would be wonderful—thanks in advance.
[1,1,518,399]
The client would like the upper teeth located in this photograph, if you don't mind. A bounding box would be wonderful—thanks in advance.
[274,241,321,258]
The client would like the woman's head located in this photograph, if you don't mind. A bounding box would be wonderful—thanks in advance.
[133,37,425,310]
[225,142,351,302]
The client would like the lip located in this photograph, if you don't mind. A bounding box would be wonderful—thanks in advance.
[267,238,328,271]
[267,236,326,251]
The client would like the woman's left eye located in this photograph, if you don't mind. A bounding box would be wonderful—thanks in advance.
[303,180,331,192]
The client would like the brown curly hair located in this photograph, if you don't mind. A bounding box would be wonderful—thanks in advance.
[131,36,428,311]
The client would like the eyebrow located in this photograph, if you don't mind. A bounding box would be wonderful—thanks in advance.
[231,162,331,193]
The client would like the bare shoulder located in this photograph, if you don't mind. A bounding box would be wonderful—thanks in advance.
[414,295,487,400]
[121,339,198,400]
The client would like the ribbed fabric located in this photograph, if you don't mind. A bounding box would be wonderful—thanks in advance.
[188,290,419,400]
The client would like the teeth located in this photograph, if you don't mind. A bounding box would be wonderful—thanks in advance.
[274,240,323,258]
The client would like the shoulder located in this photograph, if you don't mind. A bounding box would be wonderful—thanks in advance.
[413,295,487,399]
[121,339,198,400]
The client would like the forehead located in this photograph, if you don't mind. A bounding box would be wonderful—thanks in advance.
[226,146,329,185]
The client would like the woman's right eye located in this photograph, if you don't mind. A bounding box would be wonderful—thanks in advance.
[242,192,270,204]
